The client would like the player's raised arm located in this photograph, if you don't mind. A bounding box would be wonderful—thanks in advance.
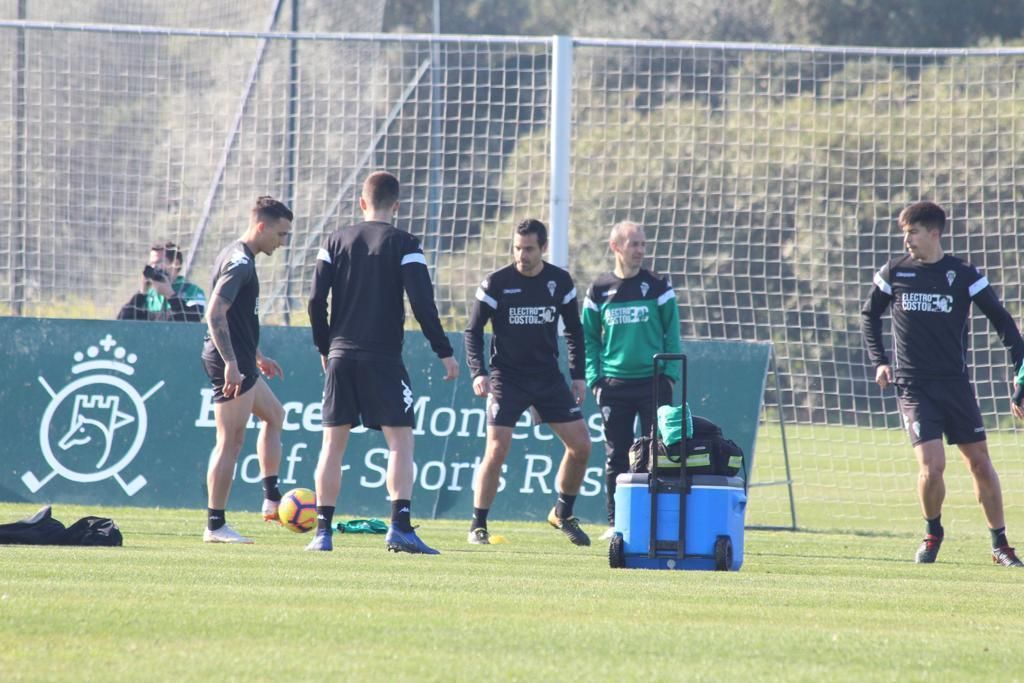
[308,239,336,358]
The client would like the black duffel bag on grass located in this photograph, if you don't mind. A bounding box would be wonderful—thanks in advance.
[0,505,122,546]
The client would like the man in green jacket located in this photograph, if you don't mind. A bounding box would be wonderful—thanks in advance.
[583,221,682,539]
[118,242,206,322]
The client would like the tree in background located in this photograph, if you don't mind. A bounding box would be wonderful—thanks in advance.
[771,0,1024,48]
[385,0,1024,49]
[385,0,573,36]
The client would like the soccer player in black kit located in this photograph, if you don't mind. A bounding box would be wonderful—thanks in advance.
[464,218,592,546]
[306,171,458,554]
[862,201,1024,567]
[201,196,292,544]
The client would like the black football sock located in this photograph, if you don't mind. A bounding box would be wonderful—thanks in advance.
[471,507,489,532]
[261,475,282,502]
[392,499,414,532]
[207,508,226,531]
[990,526,1008,548]
[316,506,335,533]
[555,492,577,519]
[926,515,943,538]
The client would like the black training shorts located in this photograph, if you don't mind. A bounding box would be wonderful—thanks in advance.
[201,353,259,403]
[322,356,415,430]
[894,377,986,446]
[485,368,582,427]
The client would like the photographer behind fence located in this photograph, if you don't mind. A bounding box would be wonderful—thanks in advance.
[117,242,206,322]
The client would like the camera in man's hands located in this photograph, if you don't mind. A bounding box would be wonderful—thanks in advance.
[143,264,168,282]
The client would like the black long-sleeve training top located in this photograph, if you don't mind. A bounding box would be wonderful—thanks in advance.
[464,262,584,380]
[308,221,453,360]
[861,253,1024,380]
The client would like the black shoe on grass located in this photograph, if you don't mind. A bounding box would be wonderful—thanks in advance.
[915,534,943,564]
[467,527,491,545]
[547,508,591,546]
[992,545,1024,567]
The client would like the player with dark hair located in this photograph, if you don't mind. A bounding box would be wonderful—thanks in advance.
[306,171,458,554]
[464,218,592,546]
[583,221,681,540]
[117,241,206,322]
[862,200,1024,567]
[201,196,293,543]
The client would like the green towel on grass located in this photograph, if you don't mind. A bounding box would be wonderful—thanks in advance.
[335,518,388,534]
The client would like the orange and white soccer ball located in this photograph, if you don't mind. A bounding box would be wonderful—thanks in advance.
[278,487,317,533]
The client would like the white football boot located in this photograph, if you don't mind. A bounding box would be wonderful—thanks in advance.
[203,524,253,544]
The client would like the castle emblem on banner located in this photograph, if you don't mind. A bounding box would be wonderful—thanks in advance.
[25,334,163,496]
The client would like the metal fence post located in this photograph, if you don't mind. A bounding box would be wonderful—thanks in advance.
[548,35,572,269]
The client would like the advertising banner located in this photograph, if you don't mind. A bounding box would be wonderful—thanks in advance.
[0,318,770,523]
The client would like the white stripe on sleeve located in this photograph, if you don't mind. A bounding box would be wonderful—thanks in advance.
[873,271,892,295]
[561,287,577,305]
[657,288,676,305]
[583,296,599,311]
[316,247,331,264]
[401,252,427,266]
[475,287,497,309]
[968,276,989,298]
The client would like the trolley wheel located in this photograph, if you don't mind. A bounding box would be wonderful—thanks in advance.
[609,532,626,569]
[713,535,733,571]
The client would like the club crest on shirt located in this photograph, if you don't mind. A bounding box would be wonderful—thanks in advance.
[547,281,556,298]
[640,282,650,297]
[946,270,956,287]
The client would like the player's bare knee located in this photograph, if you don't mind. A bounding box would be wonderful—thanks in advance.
[484,440,510,464]
[262,425,283,444]
[253,399,284,432]
[217,422,246,447]
[966,455,996,480]
[567,438,591,462]
[571,424,593,457]
[261,408,285,434]
[214,438,245,465]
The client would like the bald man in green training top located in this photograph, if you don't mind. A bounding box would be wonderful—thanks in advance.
[582,221,682,540]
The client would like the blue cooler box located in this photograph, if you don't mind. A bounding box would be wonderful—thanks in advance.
[612,473,747,571]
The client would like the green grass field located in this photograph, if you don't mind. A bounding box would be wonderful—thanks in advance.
[748,424,1024,534]
[2,502,1024,682]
